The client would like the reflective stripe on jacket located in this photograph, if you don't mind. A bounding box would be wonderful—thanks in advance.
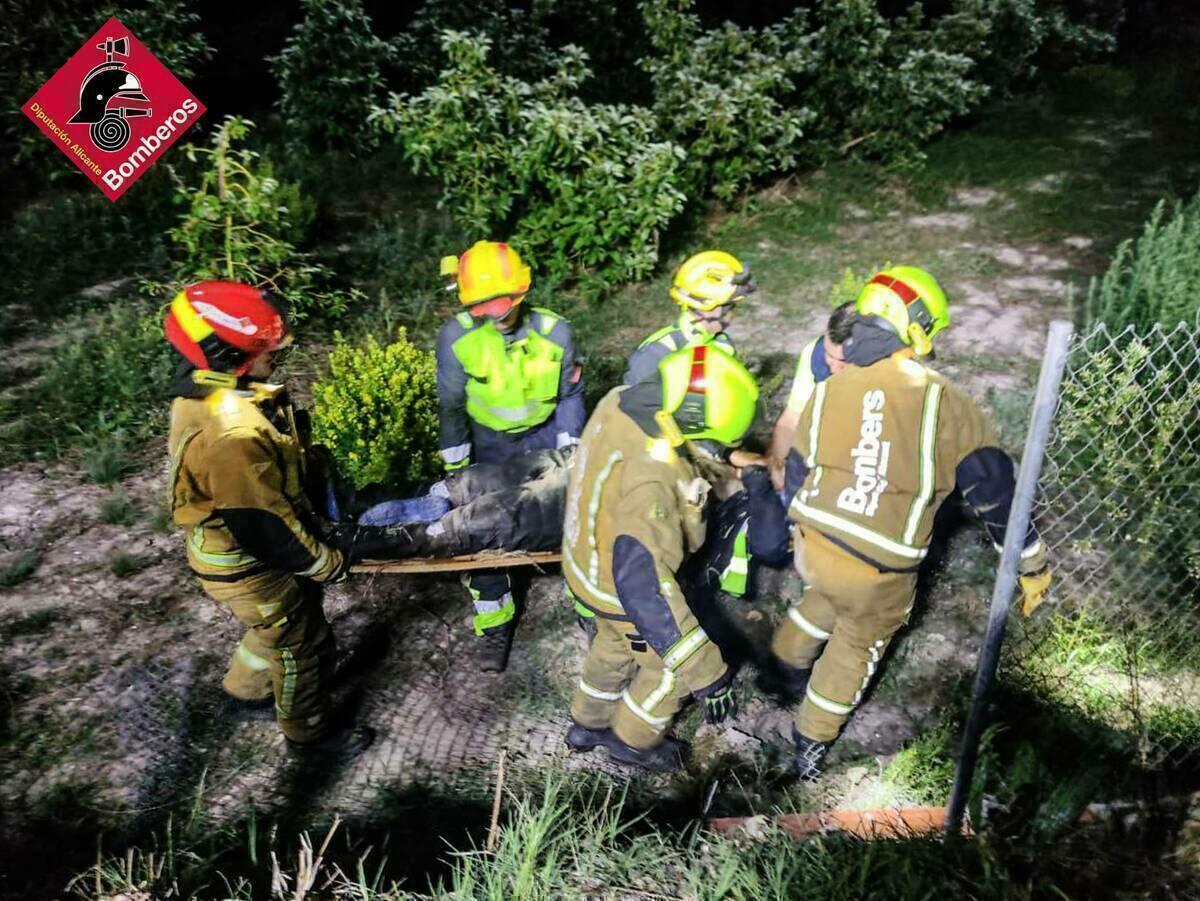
[436,307,581,467]
[788,352,997,571]
[168,383,343,583]
[562,388,727,692]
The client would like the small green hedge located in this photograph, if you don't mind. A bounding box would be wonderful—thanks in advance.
[310,329,441,490]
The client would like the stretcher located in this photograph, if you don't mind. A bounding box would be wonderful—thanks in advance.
[351,550,562,575]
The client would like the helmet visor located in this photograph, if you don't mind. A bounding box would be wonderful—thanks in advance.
[468,295,519,322]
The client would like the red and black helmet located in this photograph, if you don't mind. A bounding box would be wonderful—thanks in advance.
[164,282,291,375]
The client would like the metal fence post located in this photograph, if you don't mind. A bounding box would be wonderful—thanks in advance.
[945,319,1075,835]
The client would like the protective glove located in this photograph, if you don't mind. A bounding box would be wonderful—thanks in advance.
[1016,542,1051,617]
[1019,567,1052,617]
[693,669,739,725]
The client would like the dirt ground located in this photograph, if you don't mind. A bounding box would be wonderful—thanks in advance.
[2,107,1191,856]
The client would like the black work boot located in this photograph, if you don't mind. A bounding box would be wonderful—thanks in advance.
[477,622,515,673]
[607,735,688,773]
[218,694,275,722]
[756,656,812,702]
[288,724,376,762]
[565,722,613,753]
[793,730,831,781]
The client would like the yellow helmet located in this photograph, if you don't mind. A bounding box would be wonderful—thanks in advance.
[658,344,759,447]
[440,240,532,307]
[669,250,755,312]
[855,266,950,356]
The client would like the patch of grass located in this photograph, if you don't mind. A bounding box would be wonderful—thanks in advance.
[882,720,958,805]
[98,489,139,525]
[0,607,60,637]
[63,768,1200,901]
[109,553,154,578]
[82,432,135,485]
[0,549,41,589]
[144,503,174,532]
[0,300,174,467]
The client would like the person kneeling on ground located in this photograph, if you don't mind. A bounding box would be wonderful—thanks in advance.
[561,344,759,772]
[164,282,379,761]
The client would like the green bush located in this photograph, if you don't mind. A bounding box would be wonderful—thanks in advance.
[371,32,687,285]
[272,0,396,153]
[392,0,554,92]
[1055,338,1200,598]
[0,300,174,464]
[640,0,816,202]
[161,116,361,321]
[799,0,987,166]
[1085,193,1200,333]
[310,329,441,490]
[937,0,1120,96]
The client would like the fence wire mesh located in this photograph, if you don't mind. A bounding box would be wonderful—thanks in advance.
[1002,318,1200,767]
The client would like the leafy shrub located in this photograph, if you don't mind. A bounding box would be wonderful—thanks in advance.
[310,329,441,490]
[272,0,396,153]
[937,0,1120,96]
[798,0,988,166]
[392,0,554,92]
[1055,336,1200,604]
[371,32,687,285]
[640,0,816,202]
[161,116,360,320]
[2,0,211,168]
[1085,192,1200,333]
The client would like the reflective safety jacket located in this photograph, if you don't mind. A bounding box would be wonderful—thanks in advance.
[168,372,345,584]
[562,388,728,693]
[623,312,735,386]
[785,335,835,416]
[436,307,584,469]
[784,352,1041,572]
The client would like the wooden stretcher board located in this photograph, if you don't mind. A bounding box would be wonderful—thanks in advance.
[351,550,562,575]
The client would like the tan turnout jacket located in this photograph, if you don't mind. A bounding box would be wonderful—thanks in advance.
[168,380,344,583]
[789,351,996,571]
[562,388,726,691]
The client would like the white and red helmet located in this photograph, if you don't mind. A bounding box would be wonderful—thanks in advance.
[164,282,290,375]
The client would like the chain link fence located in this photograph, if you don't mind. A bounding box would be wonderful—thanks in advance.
[1007,318,1200,766]
[951,317,1200,827]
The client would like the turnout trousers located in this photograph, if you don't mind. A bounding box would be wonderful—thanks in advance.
[570,618,693,751]
[200,569,336,743]
[770,529,916,742]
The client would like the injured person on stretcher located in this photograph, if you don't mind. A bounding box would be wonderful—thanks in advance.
[323,448,570,561]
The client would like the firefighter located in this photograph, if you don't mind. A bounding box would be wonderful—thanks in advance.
[436,241,585,672]
[770,266,1053,779]
[622,250,755,386]
[767,301,857,490]
[165,282,378,758]
[617,251,766,605]
[562,344,759,771]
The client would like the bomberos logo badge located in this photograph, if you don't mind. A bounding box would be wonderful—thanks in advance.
[21,16,205,201]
